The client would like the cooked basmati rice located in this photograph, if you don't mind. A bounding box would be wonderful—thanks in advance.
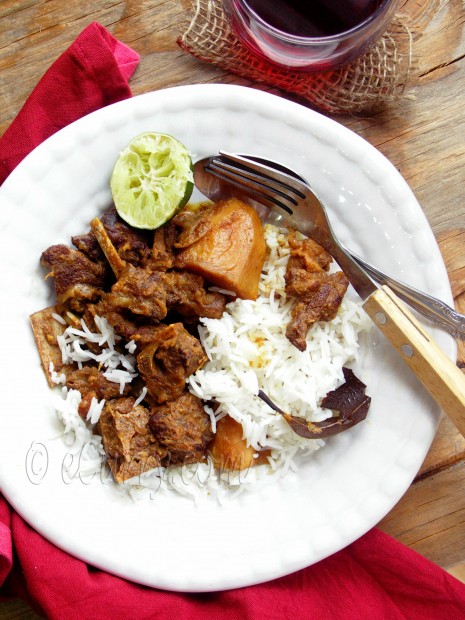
[50,224,370,501]
[56,316,137,390]
[188,224,370,481]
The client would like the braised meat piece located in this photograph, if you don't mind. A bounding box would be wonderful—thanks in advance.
[287,272,349,351]
[72,207,151,267]
[71,229,104,263]
[172,202,213,248]
[105,264,168,320]
[137,323,207,404]
[102,264,225,326]
[66,366,131,419]
[285,234,324,291]
[98,207,151,265]
[147,223,176,271]
[98,396,167,483]
[287,234,332,274]
[165,271,226,320]
[149,391,213,464]
[285,232,349,351]
[96,302,167,347]
[40,244,106,313]
[285,234,333,297]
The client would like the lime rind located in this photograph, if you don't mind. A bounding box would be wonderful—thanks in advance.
[110,132,194,230]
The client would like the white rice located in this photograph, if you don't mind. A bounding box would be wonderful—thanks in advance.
[187,224,370,483]
[56,316,138,391]
[49,224,370,501]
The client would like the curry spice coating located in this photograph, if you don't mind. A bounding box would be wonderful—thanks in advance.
[98,397,168,483]
[285,231,349,351]
[137,323,207,404]
[33,198,356,483]
[149,391,213,465]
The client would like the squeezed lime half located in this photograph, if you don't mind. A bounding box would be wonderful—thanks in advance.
[110,132,194,229]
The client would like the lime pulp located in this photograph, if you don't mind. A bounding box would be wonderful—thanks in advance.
[110,132,194,230]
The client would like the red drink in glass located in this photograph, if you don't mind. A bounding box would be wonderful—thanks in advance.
[223,0,399,71]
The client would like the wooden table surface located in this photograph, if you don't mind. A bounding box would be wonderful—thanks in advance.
[1,0,464,616]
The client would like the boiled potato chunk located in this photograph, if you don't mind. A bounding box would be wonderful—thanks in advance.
[210,416,257,471]
[175,198,266,300]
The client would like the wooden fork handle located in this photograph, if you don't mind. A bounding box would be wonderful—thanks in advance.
[363,285,465,437]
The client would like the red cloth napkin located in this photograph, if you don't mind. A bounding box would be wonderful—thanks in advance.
[1,21,465,620]
[0,21,139,184]
[2,509,465,620]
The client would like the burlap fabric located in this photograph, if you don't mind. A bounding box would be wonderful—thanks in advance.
[178,0,415,115]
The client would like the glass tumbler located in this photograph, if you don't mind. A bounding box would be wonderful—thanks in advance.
[222,0,400,72]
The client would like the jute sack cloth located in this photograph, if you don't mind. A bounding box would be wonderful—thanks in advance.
[178,0,418,114]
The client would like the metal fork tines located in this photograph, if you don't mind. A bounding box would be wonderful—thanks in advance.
[208,151,343,248]
[207,153,306,216]
[205,151,465,340]
[209,152,378,301]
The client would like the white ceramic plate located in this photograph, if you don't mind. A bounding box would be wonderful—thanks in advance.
[0,85,454,592]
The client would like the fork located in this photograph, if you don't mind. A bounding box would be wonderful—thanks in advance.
[205,151,465,438]
[194,152,465,339]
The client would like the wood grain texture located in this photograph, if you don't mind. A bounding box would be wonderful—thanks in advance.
[0,1,464,615]
[417,230,465,481]
[378,229,465,574]
[0,599,43,619]
[363,285,465,437]
[380,460,465,567]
